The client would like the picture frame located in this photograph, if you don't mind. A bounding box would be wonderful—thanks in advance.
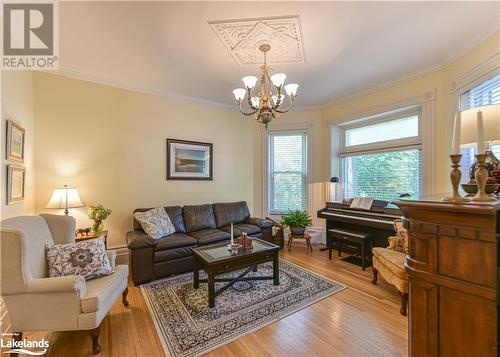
[6,119,25,162]
[166,139,213,180]
[7,165,25,205]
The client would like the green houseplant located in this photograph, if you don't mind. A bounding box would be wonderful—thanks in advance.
[281,210,313,236]
[88,205,112,234]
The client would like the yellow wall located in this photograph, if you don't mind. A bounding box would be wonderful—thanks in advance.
[9,31,497,244]
[34,72,255,248]
[254,32,499,223]
[1,71,36,219]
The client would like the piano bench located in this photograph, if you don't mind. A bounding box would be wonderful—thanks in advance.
[327,228,373,270]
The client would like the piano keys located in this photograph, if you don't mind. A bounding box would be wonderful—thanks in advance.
[317,201,402,249]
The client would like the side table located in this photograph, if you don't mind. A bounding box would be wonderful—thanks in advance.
[76,230,108,249]
[287,233,313,252]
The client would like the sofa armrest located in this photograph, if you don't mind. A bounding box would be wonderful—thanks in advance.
[246,217,273,229]
[106,249,117,269]
[126,230,157,250]
[27,275,86,298]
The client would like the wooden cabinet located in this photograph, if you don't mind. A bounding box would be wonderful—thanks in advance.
[396,195,499,357]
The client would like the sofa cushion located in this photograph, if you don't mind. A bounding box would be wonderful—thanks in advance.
[154,247,194,263]
[189,228,230,246]
[154,233,197,251]
[80,265,128,313]
[183,204,216,232]
[213,201,251,228]
[221,223,260,236]
[165,206,186,233]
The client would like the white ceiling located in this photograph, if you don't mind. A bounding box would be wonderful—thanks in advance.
[58,1,500,107]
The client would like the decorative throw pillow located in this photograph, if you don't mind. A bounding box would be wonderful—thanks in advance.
[388,219,409,254]
[45,237,113,281]
[134,207,175,239]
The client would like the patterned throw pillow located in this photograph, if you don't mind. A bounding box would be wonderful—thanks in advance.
[387,219,409,254]
[45,237,113,281]
[134,207,175,239]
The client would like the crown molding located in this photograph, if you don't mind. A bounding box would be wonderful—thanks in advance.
[39,68,237,110]
[323,63,443,110]
[40,21,498,113]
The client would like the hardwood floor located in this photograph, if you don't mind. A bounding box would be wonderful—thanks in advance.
[23,244,408,356]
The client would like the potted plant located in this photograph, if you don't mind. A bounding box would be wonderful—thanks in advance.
[88,205,112,234]
[281,210,313,236]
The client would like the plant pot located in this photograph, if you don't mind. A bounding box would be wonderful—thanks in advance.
[290,227,306,236]
[92,220,103,234]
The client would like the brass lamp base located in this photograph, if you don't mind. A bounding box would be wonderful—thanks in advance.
[443,154,470,202]
[471,153,496,202]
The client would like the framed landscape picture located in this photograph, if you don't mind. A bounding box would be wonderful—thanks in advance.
[6,119,25,162]
[167,139,213,180]
[7,165,25,205]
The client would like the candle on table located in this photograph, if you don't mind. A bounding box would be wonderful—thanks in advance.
[451,112,461,155]
[230,222,234,245]
[476,110,485,153]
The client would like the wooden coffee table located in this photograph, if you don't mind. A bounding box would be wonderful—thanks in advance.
[192,238,280,308]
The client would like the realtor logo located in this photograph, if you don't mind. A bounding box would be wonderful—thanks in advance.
[2,1,59,69]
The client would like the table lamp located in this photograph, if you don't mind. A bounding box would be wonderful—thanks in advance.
[449,104,500,201]
[46,185,85,215]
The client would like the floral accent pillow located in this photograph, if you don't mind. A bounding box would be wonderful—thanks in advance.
[134,207,175,239]
[388,219,409,254]
[45,237,113,281]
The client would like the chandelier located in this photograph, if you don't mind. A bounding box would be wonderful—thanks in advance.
[232,44,299,128]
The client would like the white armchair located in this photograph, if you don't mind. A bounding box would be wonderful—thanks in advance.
[0,214,129,354]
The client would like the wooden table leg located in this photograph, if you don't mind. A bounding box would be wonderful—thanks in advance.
[193,256,199,289]
[273,253,280,285]
[208,269,215,308]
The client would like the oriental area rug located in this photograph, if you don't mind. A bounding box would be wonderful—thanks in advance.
[141,260,345,357]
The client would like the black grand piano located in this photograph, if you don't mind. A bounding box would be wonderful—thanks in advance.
[317,200,402,260]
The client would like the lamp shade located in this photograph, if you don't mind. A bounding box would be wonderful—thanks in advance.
[46,185,84,213]
[460,104,500,145]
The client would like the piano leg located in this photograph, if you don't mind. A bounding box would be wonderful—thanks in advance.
[361,239,366,270]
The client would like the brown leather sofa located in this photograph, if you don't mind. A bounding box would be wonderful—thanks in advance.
[126,201,275,285]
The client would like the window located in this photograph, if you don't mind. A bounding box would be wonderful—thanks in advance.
[338,107,423,202]
[268,131,307,214]
[459,73,500,180]
[460,73,500,110]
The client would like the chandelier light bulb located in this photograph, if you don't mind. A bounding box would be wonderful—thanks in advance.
[231,44,297,129]
[284,83,299,96]
[233,88,246,101]
[242,76,258,89]
[270,73,287,87]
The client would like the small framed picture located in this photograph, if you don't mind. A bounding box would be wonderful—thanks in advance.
[7,165,25,205]
[6,119,25,162]
[167,139,213,180]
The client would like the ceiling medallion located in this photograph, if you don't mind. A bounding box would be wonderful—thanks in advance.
[232,44,299,129]
[209,15,305,65]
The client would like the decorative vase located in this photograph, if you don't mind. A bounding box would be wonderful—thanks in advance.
[92,220,103,234]
[290,227,306,236]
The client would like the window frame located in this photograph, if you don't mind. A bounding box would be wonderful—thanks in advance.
[262,122,311,218]
[339,106,422,156]
[328,95,435,200]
